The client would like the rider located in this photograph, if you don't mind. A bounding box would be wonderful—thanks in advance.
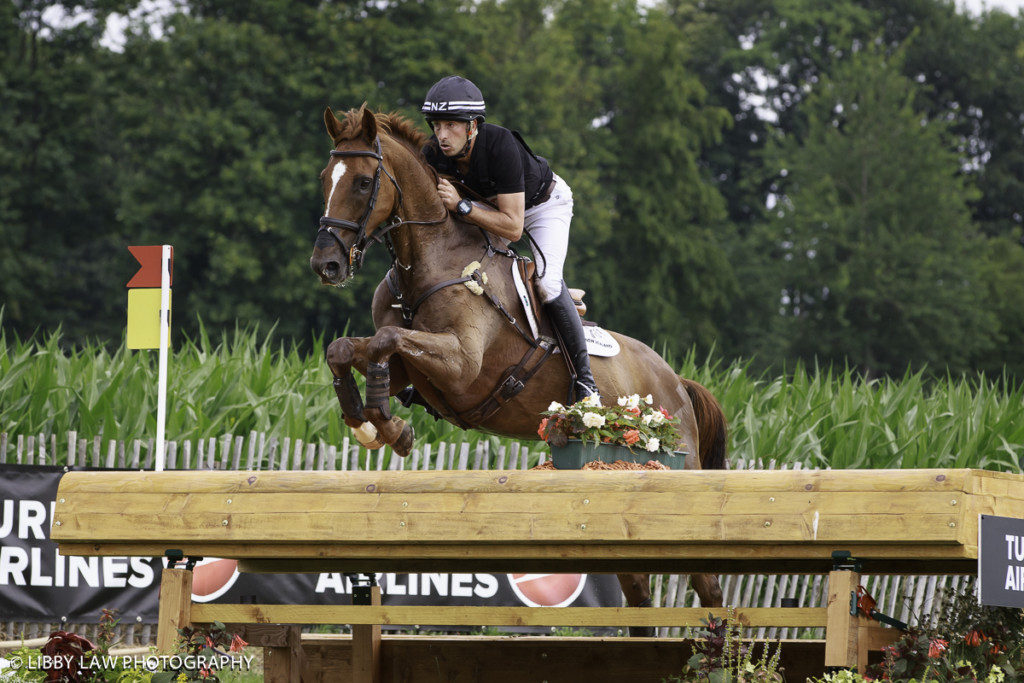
[420,75,600,402]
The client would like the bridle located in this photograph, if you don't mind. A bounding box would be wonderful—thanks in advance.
[317,137,404,272]
[317,136,446,273]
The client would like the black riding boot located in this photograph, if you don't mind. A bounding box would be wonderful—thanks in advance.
[544,283,600,402]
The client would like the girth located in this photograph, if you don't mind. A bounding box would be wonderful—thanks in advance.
[385,250,556,429]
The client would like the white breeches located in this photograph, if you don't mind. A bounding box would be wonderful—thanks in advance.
[524,173,573,303]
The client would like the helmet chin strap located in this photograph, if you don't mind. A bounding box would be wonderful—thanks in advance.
[451,121,477,160]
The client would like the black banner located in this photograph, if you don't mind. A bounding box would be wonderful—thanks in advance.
[0,464,162,623]
[1,465,622,629]
[979,513,1024,608]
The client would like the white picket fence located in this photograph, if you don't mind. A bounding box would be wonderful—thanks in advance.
[1,430,958,645]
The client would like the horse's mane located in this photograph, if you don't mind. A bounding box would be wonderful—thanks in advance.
[331,105,432,164]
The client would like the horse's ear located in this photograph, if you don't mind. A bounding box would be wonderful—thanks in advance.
[359,104,378,143]
[324,107,344,143]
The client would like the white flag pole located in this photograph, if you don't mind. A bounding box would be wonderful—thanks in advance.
[155,244,172,471]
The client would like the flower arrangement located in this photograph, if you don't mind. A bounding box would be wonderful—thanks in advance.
[537,393,685,455]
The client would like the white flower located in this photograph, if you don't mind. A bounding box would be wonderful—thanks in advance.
[547,401,565,412]
[581,394,602,408]
[617,394,640,409]
[644,394,653,405]
[648,411,665,426]
[645,438,660,452]
[582,412,606,428]
[641,413,654,426]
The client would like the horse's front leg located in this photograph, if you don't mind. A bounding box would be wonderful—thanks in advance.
[326,336,412,453]
[358,325,482,452]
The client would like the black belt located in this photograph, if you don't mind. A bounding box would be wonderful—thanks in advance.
[528,177,555,208]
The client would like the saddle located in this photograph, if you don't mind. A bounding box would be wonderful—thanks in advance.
[516,258,588,323]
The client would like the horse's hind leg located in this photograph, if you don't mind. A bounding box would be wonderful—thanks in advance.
[691,573,723,607]
[617,573,655,637]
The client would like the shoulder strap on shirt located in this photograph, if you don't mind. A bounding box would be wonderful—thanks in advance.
[511,130,542,162]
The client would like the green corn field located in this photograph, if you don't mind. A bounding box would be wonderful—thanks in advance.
[2,320,1022,471]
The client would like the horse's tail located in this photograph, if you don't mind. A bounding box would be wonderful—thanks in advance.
[679,377,728,471]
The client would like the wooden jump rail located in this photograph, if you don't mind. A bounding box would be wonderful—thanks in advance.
[51,468,1024,681]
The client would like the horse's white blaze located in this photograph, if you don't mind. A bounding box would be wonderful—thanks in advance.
[326,160,347,209]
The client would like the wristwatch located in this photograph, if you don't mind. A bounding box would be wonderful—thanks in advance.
[455,198,473,217]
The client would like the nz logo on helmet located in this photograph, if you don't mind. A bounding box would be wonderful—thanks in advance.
[425,102,449,111]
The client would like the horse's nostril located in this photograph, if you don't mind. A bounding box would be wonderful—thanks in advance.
[324,261,340,278]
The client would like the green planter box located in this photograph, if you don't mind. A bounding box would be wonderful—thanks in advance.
[548,440,689,470]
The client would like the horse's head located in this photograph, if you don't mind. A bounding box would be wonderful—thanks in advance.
[311,105,403,286]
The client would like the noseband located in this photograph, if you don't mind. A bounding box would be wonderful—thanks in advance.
[317,137,404,271]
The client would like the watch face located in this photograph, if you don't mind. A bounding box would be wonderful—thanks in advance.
[458,199,471,215]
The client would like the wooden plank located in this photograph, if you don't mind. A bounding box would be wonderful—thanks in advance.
[156,569,192,653]
[192,604,828,628]
[55,541,978,575]
[56,490,965,517]
[51,510,963,544]
[53,468,980,495]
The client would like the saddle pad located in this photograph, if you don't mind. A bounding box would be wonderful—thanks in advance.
[511,262,621,358]
[582,325,621,357]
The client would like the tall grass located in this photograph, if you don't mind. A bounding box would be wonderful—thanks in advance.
[2,321,1022,471]
[675,350,1024,471]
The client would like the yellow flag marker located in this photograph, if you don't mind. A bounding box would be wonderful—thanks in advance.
[127,289,172,349]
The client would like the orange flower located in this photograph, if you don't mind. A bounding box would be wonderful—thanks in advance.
[965,630,984,647]
[628,407,641,416]
[927,638,948,658]
[623,429,640,445]
[537,418,549,439]
[659,406,672,419]
[229,633,248,653]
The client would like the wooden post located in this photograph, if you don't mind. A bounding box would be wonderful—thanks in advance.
[262,625,304,683]
[825,569,859,670]
[352,584,382,683]
[157,568,193,653]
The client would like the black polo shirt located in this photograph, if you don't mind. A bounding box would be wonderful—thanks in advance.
[422,123,553,207]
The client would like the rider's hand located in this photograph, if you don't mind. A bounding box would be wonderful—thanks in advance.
[436,178,459,211]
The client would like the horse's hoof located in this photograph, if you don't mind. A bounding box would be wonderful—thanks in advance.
[393,422,414,457]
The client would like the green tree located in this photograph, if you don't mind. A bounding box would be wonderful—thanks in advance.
[0,1,129,342]
[762,47,996,375]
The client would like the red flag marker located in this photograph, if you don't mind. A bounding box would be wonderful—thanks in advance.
[127,245,174,288]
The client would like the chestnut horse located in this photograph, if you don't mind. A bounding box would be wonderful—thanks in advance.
[309,105,726,627]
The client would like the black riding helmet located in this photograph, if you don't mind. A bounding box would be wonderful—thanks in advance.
[421,76,486,123]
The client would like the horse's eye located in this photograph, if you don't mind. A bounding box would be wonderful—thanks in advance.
[358,177,372,191]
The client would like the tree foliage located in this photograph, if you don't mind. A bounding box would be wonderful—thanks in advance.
[2,0,1022,379]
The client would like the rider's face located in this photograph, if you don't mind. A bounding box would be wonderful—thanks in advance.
[432,119,474,156]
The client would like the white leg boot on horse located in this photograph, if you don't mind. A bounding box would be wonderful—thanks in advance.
[544,282,600,403]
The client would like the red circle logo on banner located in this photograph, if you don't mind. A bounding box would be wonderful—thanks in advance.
[508,573,588,607]
[188,558,240,602]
